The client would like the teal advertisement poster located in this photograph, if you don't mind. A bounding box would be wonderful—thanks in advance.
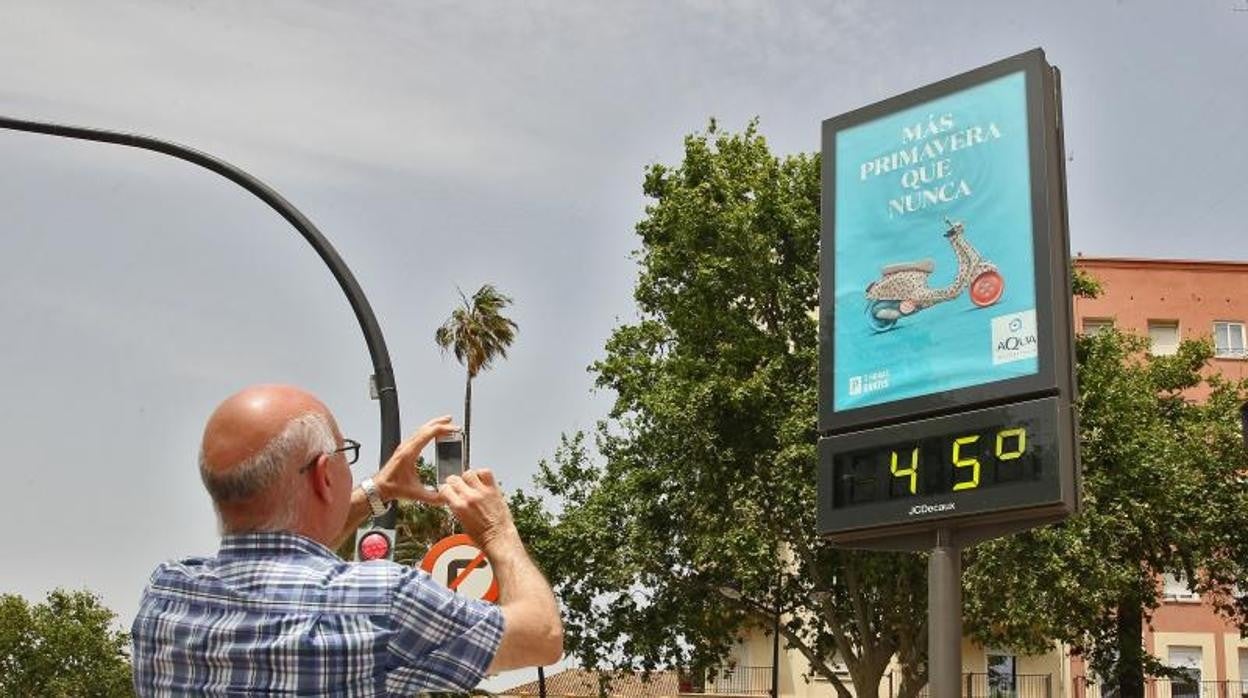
[833,71,1039,412]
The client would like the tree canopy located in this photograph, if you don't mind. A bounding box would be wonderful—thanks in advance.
[964,325,1248,696]
[0,588,133,697]
[513,121,930,698]
[515,121,1248,698]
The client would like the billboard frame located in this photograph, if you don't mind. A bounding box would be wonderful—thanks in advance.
[818,48,1075,437]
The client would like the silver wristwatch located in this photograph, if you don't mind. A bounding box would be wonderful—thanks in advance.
[360,477,388,516]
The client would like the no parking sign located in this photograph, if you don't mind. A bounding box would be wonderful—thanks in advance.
[419,534,500,603]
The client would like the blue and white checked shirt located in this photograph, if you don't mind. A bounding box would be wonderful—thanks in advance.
[132,532,504,696]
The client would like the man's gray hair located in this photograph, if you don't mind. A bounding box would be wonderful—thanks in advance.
[200,411,337,533]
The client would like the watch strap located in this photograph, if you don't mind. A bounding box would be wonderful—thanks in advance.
[360,477,388,517]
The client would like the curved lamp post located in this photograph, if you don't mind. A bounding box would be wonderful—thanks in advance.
[0,114,401,529]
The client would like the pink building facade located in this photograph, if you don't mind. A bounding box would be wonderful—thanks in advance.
[1073,257,1248,693]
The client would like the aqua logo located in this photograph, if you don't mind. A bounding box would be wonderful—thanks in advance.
[997,335,1038,352]
[992,310,1039,366]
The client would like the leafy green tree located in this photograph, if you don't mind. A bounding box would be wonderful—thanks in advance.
[0,589,133,697]
[512,121,930,698]
[964,325,1248,698]
[435,284,519,469]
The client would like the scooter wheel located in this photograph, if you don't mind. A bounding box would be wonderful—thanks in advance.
[867,300,900,331]
[970,270,1005,307]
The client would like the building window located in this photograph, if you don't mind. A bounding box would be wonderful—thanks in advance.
[1162,572,1199,602]
[1148,320,1180,356]
[1082,318,1114,336]
[811,652,850,681]
[1167,646,1202,698]
[987,651,1017,698]
[1214,321,1247,358]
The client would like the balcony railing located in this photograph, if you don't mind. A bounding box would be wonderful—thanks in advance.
[1074,678,1248,698]
[679,665,773,695]
[679,669,1245,698]
[914,673,1053,698]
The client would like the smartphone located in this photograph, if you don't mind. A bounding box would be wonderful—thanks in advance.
[435,432,464,484]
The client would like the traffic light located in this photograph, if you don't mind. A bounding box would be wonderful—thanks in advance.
[355,527,396,562]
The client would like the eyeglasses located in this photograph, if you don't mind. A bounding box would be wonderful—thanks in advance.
[299,438,361,473]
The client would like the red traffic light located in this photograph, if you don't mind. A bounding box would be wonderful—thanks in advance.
[357,530,393,561]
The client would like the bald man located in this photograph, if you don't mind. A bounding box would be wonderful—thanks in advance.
[131,384,562,696]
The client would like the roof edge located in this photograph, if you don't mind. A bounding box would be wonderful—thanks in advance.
[1074,256,1248,272]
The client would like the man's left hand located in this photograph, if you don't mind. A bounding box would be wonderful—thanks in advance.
[373,415,459,504]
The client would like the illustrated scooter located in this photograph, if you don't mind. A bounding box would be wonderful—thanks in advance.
[863,219,1004,331]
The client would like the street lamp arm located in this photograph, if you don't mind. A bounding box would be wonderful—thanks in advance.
[0,114,401,526]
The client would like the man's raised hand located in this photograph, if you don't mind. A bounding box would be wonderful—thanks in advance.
[375,415,459,504]
[439,468,516,548]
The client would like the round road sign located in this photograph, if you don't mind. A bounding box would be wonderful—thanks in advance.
[419,533,499,603]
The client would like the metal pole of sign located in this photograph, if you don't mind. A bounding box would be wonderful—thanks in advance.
[0,115,402,529]
[928,528,962,698]
[771,592,780,698]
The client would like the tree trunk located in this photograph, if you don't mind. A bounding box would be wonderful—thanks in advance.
[463,371,472,471]
[896,675,927,698]
[1115,600,1145,698]
[845,651,894,698]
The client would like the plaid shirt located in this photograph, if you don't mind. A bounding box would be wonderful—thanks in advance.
[131,532,503,696]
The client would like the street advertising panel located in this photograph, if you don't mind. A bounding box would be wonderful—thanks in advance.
[817,49,1079,548]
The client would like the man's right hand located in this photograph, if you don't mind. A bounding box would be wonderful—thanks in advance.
[439,467,563,672]
[439,469,516,549]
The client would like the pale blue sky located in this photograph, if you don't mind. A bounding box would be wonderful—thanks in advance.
[1,0,1245,687]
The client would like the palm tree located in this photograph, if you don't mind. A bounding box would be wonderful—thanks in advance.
[434,284,518,470]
